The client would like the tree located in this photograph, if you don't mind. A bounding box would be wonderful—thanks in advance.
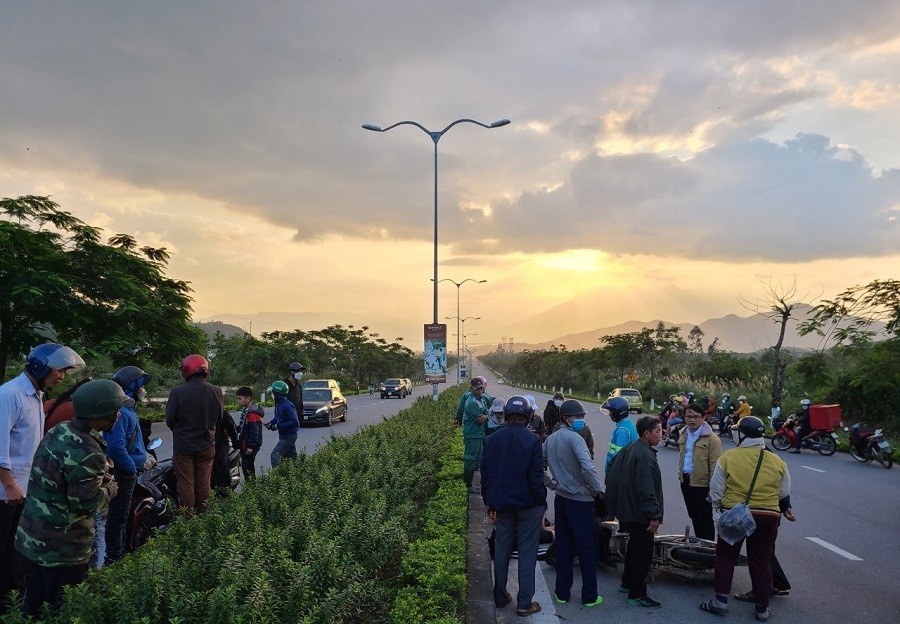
[0,195,204,381]
[798,279,900,346]
[739,277,815,410]
[688,325,705,354]
[600,332,648,385]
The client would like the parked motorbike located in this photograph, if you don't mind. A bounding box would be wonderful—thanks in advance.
[771,416,838,456]
[126,438,241,553]
[663,422,685,449]
[846,422,893,469]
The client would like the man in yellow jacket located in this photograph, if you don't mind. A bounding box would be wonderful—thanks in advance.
[677,403,723,540]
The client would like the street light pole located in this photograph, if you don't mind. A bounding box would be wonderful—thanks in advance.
[436,277,486,384]
[446,314,480,384]
[364,118,509,401]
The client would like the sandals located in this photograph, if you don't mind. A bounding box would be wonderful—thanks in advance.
[734,589,790,602]
[516,602,541,617]
[699,599,729,615]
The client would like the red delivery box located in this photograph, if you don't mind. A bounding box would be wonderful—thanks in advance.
[809,404,842,430]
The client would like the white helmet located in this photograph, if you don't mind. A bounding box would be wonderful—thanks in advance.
[800,398,811,407]
[737,395,747,402]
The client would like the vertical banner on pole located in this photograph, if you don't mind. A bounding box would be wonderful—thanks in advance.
[424,323,448,383]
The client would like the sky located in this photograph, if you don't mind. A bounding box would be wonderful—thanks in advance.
[2,1,898,348]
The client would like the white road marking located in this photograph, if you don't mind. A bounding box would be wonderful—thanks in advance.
[801,465,826,473]
[806,537,863,561]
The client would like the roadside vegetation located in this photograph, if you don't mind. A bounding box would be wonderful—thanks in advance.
[1,388,467,624]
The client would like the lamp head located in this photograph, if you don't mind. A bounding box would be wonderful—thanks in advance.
[490,119,511,128]
[362,124,383,131]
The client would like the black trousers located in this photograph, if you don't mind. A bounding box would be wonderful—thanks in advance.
[23,559,88,617]
[621,522,655,599]
[0,502,25,611]
[241,449,259,479]
[680,478,715,540]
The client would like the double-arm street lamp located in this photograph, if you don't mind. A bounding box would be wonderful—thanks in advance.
[446,314,481,384]
[437,277,486,384]
[362,118,509,401]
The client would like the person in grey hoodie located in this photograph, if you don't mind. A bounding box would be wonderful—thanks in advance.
[543,399,604,608]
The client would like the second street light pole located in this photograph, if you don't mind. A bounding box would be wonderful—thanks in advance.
[363,118,509,401]
[437,277,486,384]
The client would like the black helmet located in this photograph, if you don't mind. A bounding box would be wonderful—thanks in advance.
[736,416,765,439]
[288,361,306,372]
[504,395,533,419]
[559,399,586,419]
[112,366,152,393]
[601,397,630,422]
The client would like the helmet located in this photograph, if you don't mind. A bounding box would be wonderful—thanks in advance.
[489,398,505,413]
[470,377,486,390]
[112,366,152,394]
[504,395,533,419]
[736,416,765,439]
[559,399,586,419]
[737,395,747,402]
[25,343,85,379]
[72,379,134,420]
[800,399,811,407]
[269,380,289,395]
[722,393,730,399]
[288,361,306,372]
[553,391,564,400]
[687,392,695,399]
[475,376,488,388]
[601,397,630,422]
[180,355,209,380]
[524,395,539,412]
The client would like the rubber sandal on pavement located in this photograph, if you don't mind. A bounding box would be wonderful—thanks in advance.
[699,599,729,615]
[733,591,755,602]
[516,602,541,617]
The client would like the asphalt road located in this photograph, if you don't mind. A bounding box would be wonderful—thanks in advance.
[149,382,430,470]
[478,370,900,624]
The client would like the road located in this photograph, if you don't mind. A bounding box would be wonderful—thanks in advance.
[478,370,900,624]
[149,382,430,470]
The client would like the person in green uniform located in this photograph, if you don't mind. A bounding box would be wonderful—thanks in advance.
[462,377,491,493]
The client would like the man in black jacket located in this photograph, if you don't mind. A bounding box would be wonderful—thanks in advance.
[606,415,664,608]
[283,362,306,417]
[543,392,564,434]
[481,396,546,617]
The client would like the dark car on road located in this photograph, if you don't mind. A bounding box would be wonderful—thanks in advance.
[381,378,408,399]
[301,388,348,426]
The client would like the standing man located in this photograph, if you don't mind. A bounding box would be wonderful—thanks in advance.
[104,366,150,565]
[544,399,604,608]
[266,381,299,468]
[677,403,722,540]
[0,343,84,604]
[165,355,223,513]
[791,399,811,454]
[605,416,664,608]
[601,396,638,473]
[462,377,490,493]
[284,362,307,420]
[236,387,264,478]
[15,379,123,617]
[700,416,793,623]
[481,395,546,617]
[543,392,564,434]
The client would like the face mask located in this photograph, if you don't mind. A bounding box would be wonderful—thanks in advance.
[553,400,563,408]
[571,418,586,432]
[293,372,303,380]
[137,388,148,402]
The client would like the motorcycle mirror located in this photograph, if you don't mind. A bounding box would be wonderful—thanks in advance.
[147,437,163,450]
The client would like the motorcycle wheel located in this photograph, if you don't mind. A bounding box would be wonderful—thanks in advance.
[878,451,893,470]
[670,547,717,568]
[849,446,870,463]
[772,434,792,451]
[817,436,837,456]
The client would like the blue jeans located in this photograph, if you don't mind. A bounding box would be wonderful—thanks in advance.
[105,469,137,564]
[89,510,107,569]
[493,505,544,610]
[553,495,599,604]
[271,435,297,467]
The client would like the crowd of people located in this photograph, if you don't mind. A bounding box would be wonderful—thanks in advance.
[465,376,795,622]
[0,342,311,616]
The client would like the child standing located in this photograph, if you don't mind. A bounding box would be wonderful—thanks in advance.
[236,386,264,478]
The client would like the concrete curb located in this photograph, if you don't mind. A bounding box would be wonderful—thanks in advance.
[466,472,497,624]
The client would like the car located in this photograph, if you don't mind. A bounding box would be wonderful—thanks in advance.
[380,378,408,399]
[497,378,505,385]
[302,379,341,391]
[608,388,643,413]
[300,387,348,426]
[402,378,413,395]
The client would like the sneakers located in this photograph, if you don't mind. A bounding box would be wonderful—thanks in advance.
[583,596,603,607]
[628,596,662,608]
[554,594,568,604]
[756,609,771,622]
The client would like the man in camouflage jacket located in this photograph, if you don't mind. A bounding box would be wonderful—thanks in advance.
[15,380,125,617]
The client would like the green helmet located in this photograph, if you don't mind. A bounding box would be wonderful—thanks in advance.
[72,379,135,420]
[269,380,289,395]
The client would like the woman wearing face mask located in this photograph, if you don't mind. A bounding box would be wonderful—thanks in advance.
[544,399,604,607]
[543,392,565,434]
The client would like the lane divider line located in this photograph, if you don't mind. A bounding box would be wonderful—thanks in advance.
[801,466,826,473]
[805,537,863,561]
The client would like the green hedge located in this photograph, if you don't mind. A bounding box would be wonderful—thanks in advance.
[3,388,467,624]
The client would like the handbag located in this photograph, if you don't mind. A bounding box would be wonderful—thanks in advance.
[716,449,765,545]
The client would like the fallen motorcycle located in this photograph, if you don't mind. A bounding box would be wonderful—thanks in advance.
[846,422,893,469]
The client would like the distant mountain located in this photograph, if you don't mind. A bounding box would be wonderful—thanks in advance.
[193,320,247,341]
[194,312,414,344]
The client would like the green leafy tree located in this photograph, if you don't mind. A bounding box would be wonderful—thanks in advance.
[0,195,203,381]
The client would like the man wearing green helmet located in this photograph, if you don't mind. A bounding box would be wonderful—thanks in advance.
[266,381,299,467]
[14,379,124,617]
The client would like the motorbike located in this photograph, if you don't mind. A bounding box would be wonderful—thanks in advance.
[125,438,242,553]
[663,422,685,449]
[770,416,838,456]
[545,521,745,582]
[845,422,893,469]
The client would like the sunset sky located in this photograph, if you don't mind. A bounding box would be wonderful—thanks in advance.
[2,1,898,348]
